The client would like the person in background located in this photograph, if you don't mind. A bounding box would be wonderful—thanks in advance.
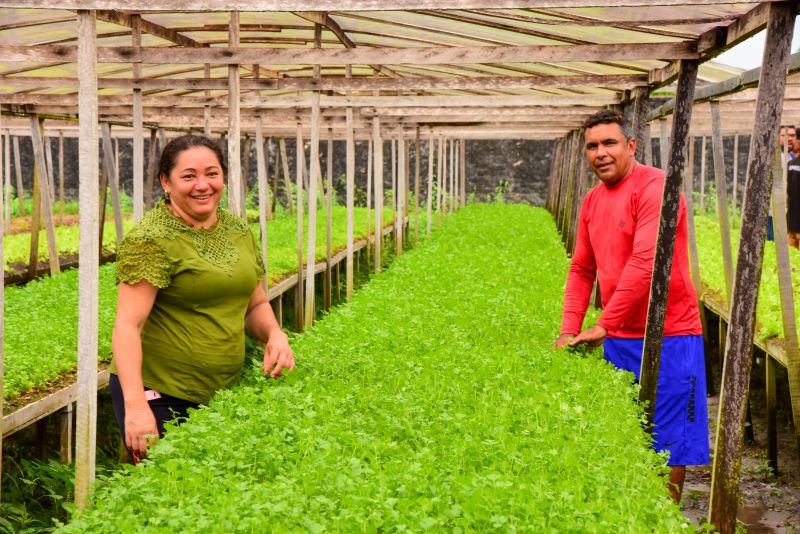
[554,110,709,504]
[787,145,800,248]
[779,125,798,161]
[110,134,294,463]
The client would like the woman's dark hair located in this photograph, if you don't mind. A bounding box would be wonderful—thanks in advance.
[159,134,227,180]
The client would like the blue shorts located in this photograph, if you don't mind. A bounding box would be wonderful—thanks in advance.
[604,335,710,466]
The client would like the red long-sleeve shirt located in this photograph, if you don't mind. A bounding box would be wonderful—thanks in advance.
[560,162,702,339]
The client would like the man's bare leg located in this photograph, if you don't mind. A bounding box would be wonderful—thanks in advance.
[668,465,686,503]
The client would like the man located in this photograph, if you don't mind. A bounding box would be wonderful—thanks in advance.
[554,110,709,503]
[779,125,798,161]
[787,150,800,248]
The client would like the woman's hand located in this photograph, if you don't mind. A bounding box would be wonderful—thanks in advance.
[263,330,295,378]
[125,402,159,460]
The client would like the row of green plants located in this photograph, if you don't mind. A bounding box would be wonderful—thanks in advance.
[694,214,800,341]
[63,204,686,532]
[3,206,397,402]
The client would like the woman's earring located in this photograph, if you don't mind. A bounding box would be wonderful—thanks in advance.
[164,191,171,204]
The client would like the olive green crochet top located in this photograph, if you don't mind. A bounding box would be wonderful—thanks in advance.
[112,200,264,404]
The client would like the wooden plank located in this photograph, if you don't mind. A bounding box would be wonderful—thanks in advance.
[44,133,56,205]
[2,371,110,438]
[11,136,24,218]
[74,8,99,513]
[426,131,433,236]
[227,12,242,216]
[414,128,421,245]
[639,59,698,435]
[373,117,383,273]
[100,123,124,244]
[708,5,796,532]
[241,134,251,218]
[255,116,269,292]
[658,118,669,170]
[700,135,707,213]
[436,134,443,227]
[396,134,405,257]
[710,101,734,300]
[346,65,355,301]
[366,137,372,264]
[0,40,700,65]
[732,134,739,227]
[294,123,304,333]
[59,403,73,465]
[29,116,61,276]
[766,354,778,473]
[769,146,800,466]
[0,73,650,92]
[28,129,42,281]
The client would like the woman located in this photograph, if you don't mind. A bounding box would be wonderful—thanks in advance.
[110,134,294,462]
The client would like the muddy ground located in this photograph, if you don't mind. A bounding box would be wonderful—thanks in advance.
[682,362,800,532]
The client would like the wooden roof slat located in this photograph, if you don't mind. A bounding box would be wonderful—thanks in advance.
[0,41,700,65]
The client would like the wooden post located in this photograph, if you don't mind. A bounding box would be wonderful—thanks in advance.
[345,65,355,301]
[241,135,251,218]
[304,92,321,328]
[373,117,383,273]
[255,116,269,292]
[227,11,242,216]
[632,86,650,164]
[426,132,434,237]
[58,131,64,225]
[12,136,23,217]
[324,128,333,311]
[639,59,698,433]
[766,355,778,473]
[270,138,278,218]
[450,138,456,212]
[684,137,715,396]
[366,137,372,263]
[710,101,734,301]
[709,5,797,531]
[395,133,405,257]
[204,63,212,136]
[459,138,466,208]
[29,117,60,277]
[28,128,43,280]
[44,134,56,205]
[770,146,800,467]
[279,139,293,213]
[732,135,740,228]
[131,14,144,222]
[294,123,304,333]
[3,128,9,231]
[97,149,108,258]
[145,128,157,209]
[100,123,124,244]
[390,137,397,239]
[700,135,707,213]
[414,128,421,244]
[659,118,669,171]
[436,135,443,227]
[75,9,99,512]
[60,403,73,465]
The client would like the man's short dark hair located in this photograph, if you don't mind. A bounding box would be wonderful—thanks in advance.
[582,110,635,141]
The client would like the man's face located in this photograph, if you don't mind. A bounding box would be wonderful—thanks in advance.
[780,127,797,151]
[584,122,636,186]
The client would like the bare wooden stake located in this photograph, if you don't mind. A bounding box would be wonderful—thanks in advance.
[75,9,99,512]
[59,403,73,465]
[709,5,797,531]
[278,139,293,212]
[30,117,60,276]
[366,137,373,262]
[732,135,740,228]
[700,135,707,213]
[3,128,10,232]
[255,116,269,293]
[639,59,698,434]
[145,128,157,209]
[12,136,23,217]
[396,133,405,257]
[227,11,242,216]
[414,127,421,245]
[710,101,734,301]
[58,131,64,225]
[631,86,650,164]
[459,138,466,208]
[426,131,434,236]
[770,146,800,468]
[373,117,383,272]
[325,127,333,311]
[294,123,304,333]
[304,92,321,328]
[345,64,355,301]
[131,13,144,221]
[100,123,124,244]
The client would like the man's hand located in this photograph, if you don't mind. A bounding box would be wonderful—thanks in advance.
[569,324,607,347]
[553,334,575,349]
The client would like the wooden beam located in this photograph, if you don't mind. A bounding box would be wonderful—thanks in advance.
[28,116,61,276]
[227,11,243,215]
[95,10,204,49]
[0,41,699,65]
[710,100,734,301]
[2,1,759,9]
[74,8,99,513]
[708,4,797,533]
[0,73,648,91]
[255,116,269,291]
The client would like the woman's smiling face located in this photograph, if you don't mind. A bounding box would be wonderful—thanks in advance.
[160,145,225,228]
